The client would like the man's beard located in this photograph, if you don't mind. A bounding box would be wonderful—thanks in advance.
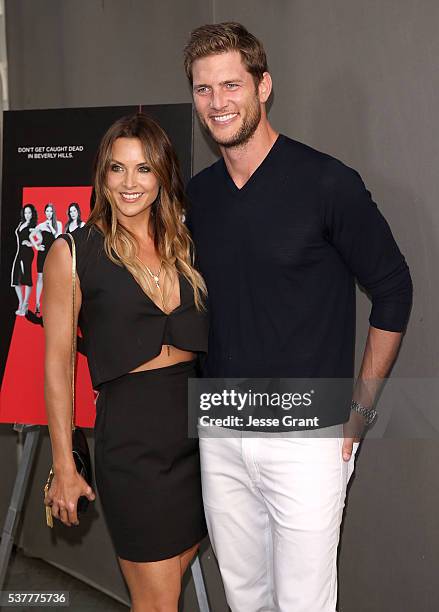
[199,95,261,149]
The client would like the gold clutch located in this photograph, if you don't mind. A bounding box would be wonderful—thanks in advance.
[44,468,54,528]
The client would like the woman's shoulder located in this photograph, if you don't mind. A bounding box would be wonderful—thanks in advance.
[71,222,102,239]
[58,223,103,252]
[55,224,103,282]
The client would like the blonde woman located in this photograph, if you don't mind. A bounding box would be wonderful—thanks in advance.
[43,114,208,611]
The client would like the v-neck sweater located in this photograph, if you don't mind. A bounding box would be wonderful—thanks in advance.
[186,134,412,405]
[59,225,208,389]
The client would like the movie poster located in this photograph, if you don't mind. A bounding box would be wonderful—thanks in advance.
[0,104,193,426]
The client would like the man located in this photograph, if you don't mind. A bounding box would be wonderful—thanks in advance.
[184,22,412,612]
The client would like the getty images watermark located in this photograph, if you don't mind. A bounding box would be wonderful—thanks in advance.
[198,388,319,429]
[188,378,355,437]
[187,378,439,439]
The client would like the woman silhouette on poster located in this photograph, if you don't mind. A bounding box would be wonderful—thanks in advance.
[29,203,63,315]
[11,204,38,316]
[64,202,85,233]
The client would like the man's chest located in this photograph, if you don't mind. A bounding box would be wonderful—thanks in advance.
[190,184,329,278]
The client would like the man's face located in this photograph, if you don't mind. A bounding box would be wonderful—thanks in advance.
[191,50,264,148]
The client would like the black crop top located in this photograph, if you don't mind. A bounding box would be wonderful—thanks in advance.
[59,225,208,389]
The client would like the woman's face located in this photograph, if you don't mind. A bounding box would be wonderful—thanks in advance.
[69,206,78,220]
[24,207,32,222]
[105,137,160,223]
[45,206,53,220]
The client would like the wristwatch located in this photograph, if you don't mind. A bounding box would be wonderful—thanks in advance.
[351,400,378,426]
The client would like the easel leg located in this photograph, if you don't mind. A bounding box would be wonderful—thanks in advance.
[0,425,40,590]
[191,554,211,612]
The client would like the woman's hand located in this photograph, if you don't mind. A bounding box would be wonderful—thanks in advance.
[44,239,87,526]
[44,469,96,526]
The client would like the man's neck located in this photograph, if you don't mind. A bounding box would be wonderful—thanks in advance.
[220,120,279,189]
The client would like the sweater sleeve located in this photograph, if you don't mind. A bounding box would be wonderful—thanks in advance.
[323,160,413,332]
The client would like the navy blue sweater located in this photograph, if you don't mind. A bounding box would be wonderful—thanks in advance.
[186,135,412,390]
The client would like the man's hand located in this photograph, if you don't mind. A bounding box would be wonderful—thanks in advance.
[343,326,404,462]
[342,410,366,461]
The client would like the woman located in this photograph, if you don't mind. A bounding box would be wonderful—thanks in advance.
[11,204,38,316]
[43,114,208,611]
[64,202,85,233]
[29,203,63,315]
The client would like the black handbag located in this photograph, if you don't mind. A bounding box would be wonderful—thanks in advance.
[72,427,93,514]
[44,233,93,527]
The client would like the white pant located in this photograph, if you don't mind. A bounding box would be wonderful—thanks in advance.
[199,427,359,612]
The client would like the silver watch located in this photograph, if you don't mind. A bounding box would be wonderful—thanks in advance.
[351,400,377,426]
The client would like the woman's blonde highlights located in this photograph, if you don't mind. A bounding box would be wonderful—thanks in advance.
[87,113,207,310]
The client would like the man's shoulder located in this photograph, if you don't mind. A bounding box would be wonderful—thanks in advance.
[186,136,359,195]
[280,134,346,171]
[187,158,222,192]
[281,135,364,191]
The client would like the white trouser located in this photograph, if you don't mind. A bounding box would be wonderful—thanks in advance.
[199,426,359,612]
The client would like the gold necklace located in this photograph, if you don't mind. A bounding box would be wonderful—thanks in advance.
[135,256,170,348]
[135,256,176,357]
[142,259,163,290]
[135,255,164,298]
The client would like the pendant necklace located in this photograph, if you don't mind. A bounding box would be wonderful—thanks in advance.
[136,256,171,356]
[143,260,162,290]
[135,255,164,301]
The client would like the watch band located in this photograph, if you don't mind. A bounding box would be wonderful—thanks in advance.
[351,400,378,426]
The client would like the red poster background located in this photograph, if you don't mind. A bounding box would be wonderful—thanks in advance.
[0,186,96,426]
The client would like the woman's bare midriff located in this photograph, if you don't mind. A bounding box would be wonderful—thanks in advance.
[129,345,196,373]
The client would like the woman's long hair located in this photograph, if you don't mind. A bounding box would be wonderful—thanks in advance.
[87,113,206,310]
[45,203,58,232]
[64,202,82,232]
[20,204,38,228]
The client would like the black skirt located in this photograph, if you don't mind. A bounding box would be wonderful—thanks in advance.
[94,359,207,562]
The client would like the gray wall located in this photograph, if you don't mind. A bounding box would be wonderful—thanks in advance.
[3,1,438,611]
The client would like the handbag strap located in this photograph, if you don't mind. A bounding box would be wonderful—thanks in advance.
[66,233,77,432]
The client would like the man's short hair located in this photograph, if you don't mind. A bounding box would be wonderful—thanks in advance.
[183,22,268,85]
